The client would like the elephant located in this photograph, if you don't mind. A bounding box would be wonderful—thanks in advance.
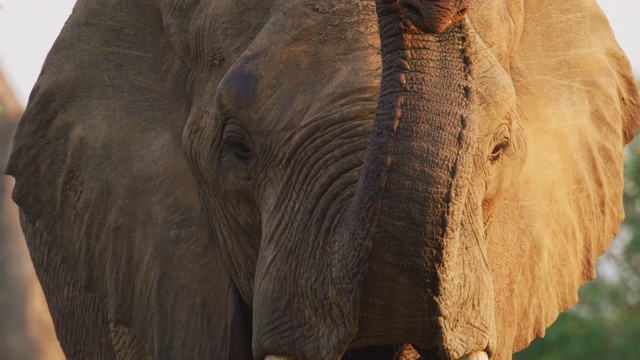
[5,0,640,359]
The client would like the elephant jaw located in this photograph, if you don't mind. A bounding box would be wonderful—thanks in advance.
[263,350,490,360]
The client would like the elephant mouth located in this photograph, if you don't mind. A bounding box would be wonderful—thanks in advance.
[265,347,489,360]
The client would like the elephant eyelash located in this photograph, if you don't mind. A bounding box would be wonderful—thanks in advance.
[489,140,509,162]
[221,122,254,163]
[225,137,253,162]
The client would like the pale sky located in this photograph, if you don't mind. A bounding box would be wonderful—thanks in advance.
[0,0,639,106]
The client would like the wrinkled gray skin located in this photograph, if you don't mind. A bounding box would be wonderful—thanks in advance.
[6,0,640,359]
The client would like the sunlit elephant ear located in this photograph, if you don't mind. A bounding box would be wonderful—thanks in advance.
[6,1,251,358]
[473,0,640,356]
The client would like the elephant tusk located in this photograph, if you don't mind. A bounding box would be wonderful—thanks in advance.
[459,351,489,360]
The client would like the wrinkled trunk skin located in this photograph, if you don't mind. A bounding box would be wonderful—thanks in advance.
[339,2,496,358]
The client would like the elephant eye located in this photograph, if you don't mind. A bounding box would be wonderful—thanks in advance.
[226,138,252,161]
[489,139,509,162]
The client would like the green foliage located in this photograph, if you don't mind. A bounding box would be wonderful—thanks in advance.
[515,132,640,359]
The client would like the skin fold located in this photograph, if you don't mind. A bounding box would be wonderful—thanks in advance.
[5,0,640,359]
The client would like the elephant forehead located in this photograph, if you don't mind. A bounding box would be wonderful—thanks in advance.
[213,1,380,128]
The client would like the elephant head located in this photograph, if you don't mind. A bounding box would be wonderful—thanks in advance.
[6,0,640,359]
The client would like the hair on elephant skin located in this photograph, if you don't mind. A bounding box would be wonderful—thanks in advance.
[5,0,640,359]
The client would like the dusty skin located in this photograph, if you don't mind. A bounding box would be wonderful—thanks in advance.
[6,0,640,359]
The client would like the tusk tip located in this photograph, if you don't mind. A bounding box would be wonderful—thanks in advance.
[459,351,489,360]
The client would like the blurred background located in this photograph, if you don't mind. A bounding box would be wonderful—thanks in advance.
[0,0,639,359]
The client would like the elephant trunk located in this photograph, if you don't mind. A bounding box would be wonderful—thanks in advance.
[338,2,495,357]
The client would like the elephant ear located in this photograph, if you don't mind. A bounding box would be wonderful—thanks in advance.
[474,0,640,356]
[7,0,252,358]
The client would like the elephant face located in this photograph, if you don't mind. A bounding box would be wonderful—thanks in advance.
[6,0,640,359]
